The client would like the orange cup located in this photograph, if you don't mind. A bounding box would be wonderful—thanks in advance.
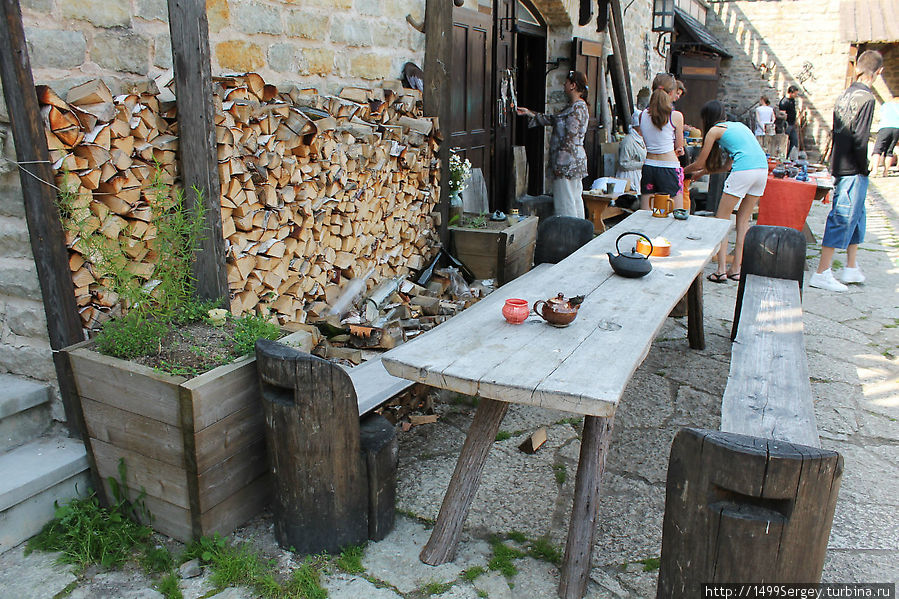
[651,194,674,218]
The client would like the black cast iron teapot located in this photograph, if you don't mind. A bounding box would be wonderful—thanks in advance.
[608,232,653,278]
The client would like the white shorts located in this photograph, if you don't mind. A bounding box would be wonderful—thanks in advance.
[723,168,768,199]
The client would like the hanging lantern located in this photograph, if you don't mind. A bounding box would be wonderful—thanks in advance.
[652,0,675,32]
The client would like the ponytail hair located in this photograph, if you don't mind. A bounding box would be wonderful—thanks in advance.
[700,100,728,173]
[567,70,589,103]
[648,73,676,129]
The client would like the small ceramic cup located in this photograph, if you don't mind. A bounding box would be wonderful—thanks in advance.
[502,298,529,324]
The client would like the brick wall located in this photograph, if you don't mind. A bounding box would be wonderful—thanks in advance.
[0,86,62,419]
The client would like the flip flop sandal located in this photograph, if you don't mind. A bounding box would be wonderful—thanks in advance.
[673,208,689,220]
[707,272,728,283]
[727,273,741,281]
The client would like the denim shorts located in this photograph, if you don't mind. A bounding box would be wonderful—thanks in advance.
[821,175,868,249]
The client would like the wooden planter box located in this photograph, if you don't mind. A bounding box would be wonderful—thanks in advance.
[449,215,538,285]
[63,334,302,542]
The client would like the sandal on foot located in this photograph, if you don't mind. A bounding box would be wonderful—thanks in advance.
[727,272,741,281]
[707,272,728,283]
[673,208,689,220]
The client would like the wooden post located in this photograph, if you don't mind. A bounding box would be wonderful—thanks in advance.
[558,415,615,599]
[423,0,452,248]
[731,225,805,340]
[420,397,509,564]
[657,428,842,597]
[166,0,228,303]
[0,0,86,433]
[686,275,704,349]
[608,0,633,113]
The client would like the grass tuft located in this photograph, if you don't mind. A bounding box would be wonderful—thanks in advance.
[336,544,365,574]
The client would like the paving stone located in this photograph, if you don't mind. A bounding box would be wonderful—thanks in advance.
[67,568,161,599]
[362,517,488,594]
[820,440,899,507]
[323,573,401,598]
[828,500,899,551]
[0,547,76,599]
[206,588,256,599]
[822,548,899,583]
[472,572,512,599]
[591,474,665,568]
[614,370,674,430]
[606,425,679,485]
[509,556,559,597]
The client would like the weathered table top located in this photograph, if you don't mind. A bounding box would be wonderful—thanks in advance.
[384,211,731,417]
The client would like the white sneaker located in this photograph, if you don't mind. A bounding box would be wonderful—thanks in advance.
[840,266,866,284]
[809,269,848,291]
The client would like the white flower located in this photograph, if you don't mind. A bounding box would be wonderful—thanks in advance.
[448,149,472,192]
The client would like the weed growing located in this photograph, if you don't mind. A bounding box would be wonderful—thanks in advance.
[553,464,567,485]
[495,431,512,442]
[336,544,365,574]
[462,566,485,582]
[155,573,182,599]
[421,580,454,595]
[487,537,526,577]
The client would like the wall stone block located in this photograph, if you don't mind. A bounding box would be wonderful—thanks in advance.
[0,217,32,260]
[0,259,41,300]
[355,0,380,17]
[61,0,130,28]
[206,0,231,34]
[350,53,392,80]
[136,0,168,22]
[25,28,86,70]
[290,0,352,9]
[0,174,24,219]
[21,0,53,13]
[0,339,56,381]
[92,31,151,75]
[268,43,298,73]
[154,33,173,70]
[5,299,47,339]
[300,48,335,76]
[233,1,283,35]
[330,15,373,47]
[284,10,329,40]
[216,40,266,72]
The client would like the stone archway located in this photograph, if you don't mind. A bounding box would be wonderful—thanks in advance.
[529,0,572,27]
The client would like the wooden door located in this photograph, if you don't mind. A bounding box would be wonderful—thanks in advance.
[573,38,605,183]
[449,7,492,191]
[674,55,720,130]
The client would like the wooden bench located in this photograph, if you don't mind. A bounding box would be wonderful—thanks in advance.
[657,226,843,595]
[384,211,732,599]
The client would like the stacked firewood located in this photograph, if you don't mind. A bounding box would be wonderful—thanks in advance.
[39,79,179,329]
[38,73,442,329]
[213,73,441,323]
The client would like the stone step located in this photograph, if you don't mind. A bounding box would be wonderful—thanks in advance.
[0,374,51,453]
[0,436,91,554]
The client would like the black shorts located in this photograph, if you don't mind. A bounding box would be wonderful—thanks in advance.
[640,164,683,196]
[873,127,899,156]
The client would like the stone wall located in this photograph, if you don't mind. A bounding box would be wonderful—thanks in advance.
[543,0,666,116]
[19,0,426,96]
[705,0,852,158]
[0,85,61,419]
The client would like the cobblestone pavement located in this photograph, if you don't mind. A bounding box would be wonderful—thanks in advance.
[1,177,897,599]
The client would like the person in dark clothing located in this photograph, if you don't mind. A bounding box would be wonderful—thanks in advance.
[778,85,800,158]
[809,50,883,292]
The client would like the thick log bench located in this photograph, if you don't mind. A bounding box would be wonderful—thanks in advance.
[657,226,843,597]
[255,340,399,554]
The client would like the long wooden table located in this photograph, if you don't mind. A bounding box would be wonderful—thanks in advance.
[383,211,731,598]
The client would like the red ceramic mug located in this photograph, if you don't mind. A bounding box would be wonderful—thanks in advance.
[502,298,529,324]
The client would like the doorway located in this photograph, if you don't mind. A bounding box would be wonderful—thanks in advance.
[448,0,547,211]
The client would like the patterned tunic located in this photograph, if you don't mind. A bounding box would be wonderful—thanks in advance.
[530,99,589,179]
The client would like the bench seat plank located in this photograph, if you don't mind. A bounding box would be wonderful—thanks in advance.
[721,274,819,448]
[346,356,415,416]
[384,212,731,416]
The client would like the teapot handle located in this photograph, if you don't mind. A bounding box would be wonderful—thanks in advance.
[615,231,653,256]
[532,300,546,319]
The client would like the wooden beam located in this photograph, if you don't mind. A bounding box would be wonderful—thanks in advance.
[423,0,452,248]
[167,0,228,303]
[608,0,633,113]
[0,0,85,428]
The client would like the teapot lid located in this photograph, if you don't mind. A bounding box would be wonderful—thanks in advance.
[548,292,567,303]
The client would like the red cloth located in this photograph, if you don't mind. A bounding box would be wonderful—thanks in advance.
[757,176,817,231]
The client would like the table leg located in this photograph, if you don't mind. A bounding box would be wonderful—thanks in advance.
[687,274,705,350]
[420,397,509,565]
[558,415,615,599]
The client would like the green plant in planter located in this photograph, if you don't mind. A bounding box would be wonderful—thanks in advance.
[57,166,281,372]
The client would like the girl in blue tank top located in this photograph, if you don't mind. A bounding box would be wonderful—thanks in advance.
[684,101,769,283]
